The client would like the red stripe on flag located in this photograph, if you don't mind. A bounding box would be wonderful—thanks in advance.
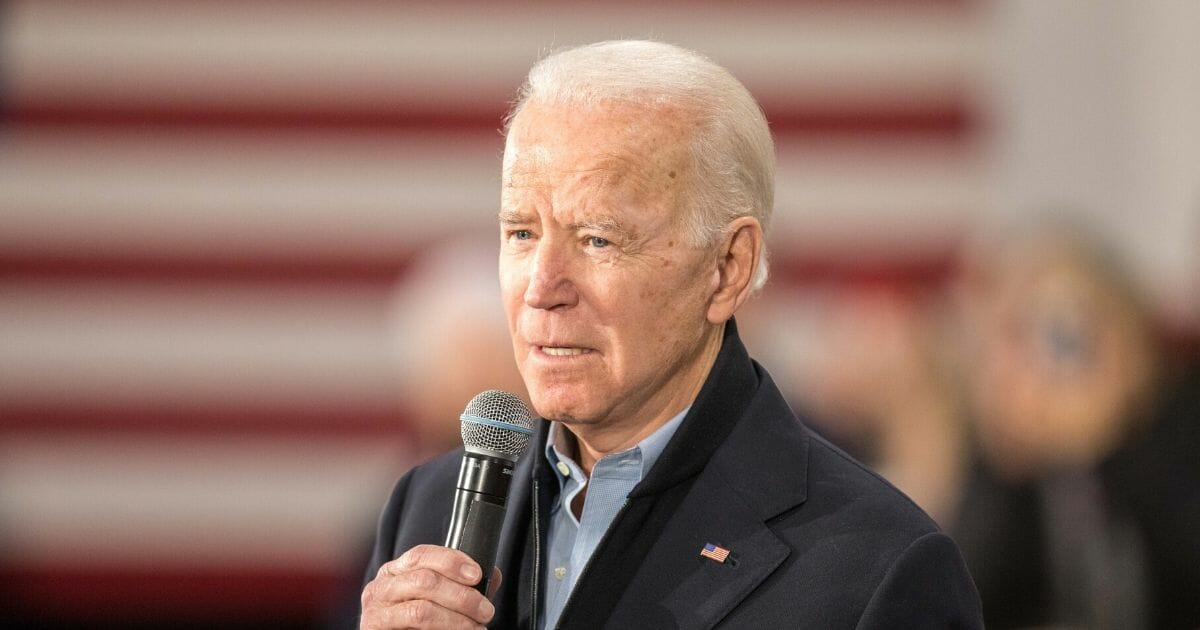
[0,404,413,439]
[0,565,357,623]
[0,249,961,286]
[6,101,975,139]
[0,251,417,284]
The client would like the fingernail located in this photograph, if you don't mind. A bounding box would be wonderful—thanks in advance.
[462,563,481,582]
[478,597,495,620]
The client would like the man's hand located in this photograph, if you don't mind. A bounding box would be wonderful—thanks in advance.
[360,544,501,629]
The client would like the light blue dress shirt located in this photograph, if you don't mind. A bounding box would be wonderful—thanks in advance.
[539,407,689,630]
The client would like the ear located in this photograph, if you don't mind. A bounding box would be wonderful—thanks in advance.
[707,216,763,324]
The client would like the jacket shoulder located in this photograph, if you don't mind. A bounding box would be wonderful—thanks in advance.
[803,428,941,536]
[764,426,982,627]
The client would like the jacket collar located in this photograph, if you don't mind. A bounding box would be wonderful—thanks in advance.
[580,320,812,628]
[628,319,809,514]
[627,319,760,497]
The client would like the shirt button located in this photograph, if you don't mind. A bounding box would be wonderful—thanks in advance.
[554,566,567,580]
[556,461,571,477]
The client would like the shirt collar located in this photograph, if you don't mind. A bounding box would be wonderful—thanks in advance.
[543,406,691,486]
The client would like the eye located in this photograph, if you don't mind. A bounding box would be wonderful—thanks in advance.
[586,236,610,248]
[512,229,533,241]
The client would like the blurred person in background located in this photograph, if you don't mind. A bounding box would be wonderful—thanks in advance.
[746,220,1200,628]
[388,235,531,459]
[329,236,531,629]
[738,287,969,526]
[949,221,1200,629]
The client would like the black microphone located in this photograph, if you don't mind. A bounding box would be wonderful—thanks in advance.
[445,390,534,594]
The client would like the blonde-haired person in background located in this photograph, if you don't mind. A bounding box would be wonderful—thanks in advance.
[950,222,1200,629]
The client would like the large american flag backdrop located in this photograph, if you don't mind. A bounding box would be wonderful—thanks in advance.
[2,1,1195,627]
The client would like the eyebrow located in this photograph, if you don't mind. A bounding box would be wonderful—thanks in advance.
[497,209,532,225]
[568,217,629,236]
[498,210,631,237]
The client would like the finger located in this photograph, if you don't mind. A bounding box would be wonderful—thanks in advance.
[486,566,503,599]
[367,566,495,625]
[368,598,488,630]
[380,544,483,586]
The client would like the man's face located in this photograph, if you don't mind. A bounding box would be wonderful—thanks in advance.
[499,100,722,435]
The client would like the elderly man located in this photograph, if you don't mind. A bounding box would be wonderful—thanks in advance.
[360,40,983,629]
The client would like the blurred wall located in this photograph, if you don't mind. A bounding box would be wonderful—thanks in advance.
[984,0,1200,327]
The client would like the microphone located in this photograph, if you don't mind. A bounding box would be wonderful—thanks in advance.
[445,390,534,594]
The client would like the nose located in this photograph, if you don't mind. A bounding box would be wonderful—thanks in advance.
[523,238,577,310]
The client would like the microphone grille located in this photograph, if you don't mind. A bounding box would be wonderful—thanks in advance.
[460,390,534,461]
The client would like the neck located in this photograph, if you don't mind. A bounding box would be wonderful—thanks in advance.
[566,322,724,475]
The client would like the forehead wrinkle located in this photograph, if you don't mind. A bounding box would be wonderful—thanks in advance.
[501,142,550,187]
[502,104,694,236]
[554,160,663,217]
[507,144,648,179]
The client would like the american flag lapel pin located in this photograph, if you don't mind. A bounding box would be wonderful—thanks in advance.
[700,542,730,563]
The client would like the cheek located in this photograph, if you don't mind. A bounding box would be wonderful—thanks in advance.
[498,264,525,308]
[511,339,531,367]
[624,276,706,342]
[634,257,691,303]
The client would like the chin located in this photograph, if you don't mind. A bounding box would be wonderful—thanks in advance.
[522,364,616,418]
[528,389,595,425]
[529,399,579,424]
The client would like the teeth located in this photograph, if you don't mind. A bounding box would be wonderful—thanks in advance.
[542,347,588,356]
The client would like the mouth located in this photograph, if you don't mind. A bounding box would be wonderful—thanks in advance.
[538,346,593,357]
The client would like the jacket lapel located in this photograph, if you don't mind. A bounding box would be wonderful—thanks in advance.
[548,320,811,629]
[605,473,792,628]
[606,366,810,629]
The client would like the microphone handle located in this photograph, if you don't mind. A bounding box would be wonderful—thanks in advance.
[445,452,515,594]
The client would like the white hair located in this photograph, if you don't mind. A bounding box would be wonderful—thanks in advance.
[505,40,775,291]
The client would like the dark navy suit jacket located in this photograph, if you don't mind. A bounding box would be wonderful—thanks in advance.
[365,321,984,628]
